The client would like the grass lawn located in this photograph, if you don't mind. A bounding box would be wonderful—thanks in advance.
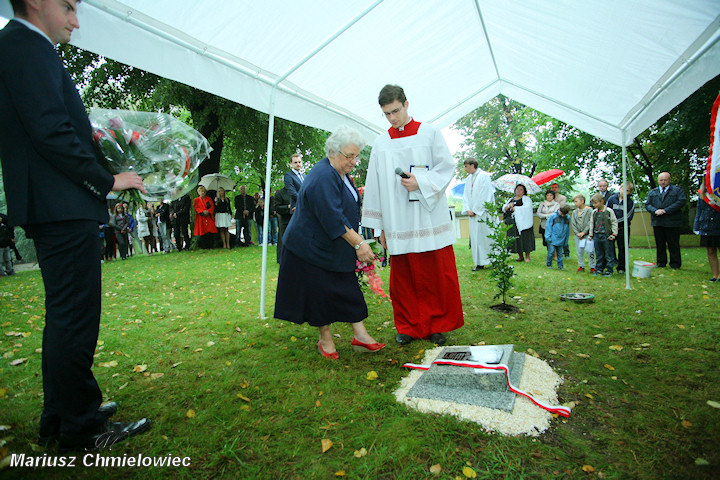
[1,240,718,479]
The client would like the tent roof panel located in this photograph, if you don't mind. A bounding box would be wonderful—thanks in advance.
[1,0,719,146]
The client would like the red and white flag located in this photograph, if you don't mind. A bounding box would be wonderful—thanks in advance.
[705,91,720,212]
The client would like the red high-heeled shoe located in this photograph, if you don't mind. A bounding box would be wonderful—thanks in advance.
[351,338,386,352]
[317,341,339,360]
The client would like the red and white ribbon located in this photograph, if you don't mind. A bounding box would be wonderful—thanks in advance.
[403,359,571,418]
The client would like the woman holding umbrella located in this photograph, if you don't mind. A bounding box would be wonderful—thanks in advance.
[503,184,535,262]
[214,187,232,249]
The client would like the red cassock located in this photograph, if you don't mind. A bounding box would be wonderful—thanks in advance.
[193,196,218,236]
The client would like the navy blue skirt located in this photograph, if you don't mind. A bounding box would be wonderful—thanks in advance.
[274,248,368,327]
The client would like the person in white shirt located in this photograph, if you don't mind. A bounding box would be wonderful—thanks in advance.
[461,157,495,271]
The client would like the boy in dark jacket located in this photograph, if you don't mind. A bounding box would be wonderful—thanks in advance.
[544,205,571,270]
[589,193,619,276]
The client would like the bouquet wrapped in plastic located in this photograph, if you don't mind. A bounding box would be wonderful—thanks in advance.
[89,108,211,205]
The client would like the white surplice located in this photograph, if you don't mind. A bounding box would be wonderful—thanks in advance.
[361,122,456,255]
[461,169,496,266]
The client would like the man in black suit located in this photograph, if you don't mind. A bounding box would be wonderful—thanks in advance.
[170,194,191,251]
[283,153,304,209]
[645,172,687,269]
[233,185,255,247]
[0,0,151,450]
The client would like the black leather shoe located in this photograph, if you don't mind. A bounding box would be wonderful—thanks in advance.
[59,418,152,452]
[98,401,119,418]
[37,402,120,446]
[395,334,413,345]
[429,333,446,345]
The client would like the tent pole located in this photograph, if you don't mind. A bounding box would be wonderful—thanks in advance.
[622,132,631,289]
[259,88,277,319]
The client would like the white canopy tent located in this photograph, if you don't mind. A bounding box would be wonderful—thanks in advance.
[2,0,719,307]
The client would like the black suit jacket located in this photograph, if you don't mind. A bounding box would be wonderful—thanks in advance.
[0,20,114,227]
[234,194,255,220]
[645,184,686,228]
[283,170,303,208]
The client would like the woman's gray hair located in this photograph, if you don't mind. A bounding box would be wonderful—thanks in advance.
[325,125,366,158]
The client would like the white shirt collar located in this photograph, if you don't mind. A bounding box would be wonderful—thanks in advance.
[13,18,54,45]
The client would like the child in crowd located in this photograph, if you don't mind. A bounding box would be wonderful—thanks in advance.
[589,193,618,276]
[544,205,571,270]
[570,194,596,273]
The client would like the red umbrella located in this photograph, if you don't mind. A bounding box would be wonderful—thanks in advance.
[531,169,564,186]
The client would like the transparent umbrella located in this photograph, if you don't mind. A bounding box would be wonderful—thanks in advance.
[492,174,541,194]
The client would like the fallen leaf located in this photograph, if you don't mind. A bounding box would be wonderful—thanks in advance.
[98,360,117,368]
[585,393,594,399]
[582,465,595,473]
[609,345,623,351]
[548,349,557,355]
[133,364,148,373]
[676,324,685,330]
[604,364,615,371]
[186,409,196,418]
[237,394,250,402]
[576,353,590,359]
[335,471,345,476]
[171,362,182,368]
[9,358,27,366]
[354,447,367,458]
[593,334,605,338]
[566,328,575,333]
[240,379,249,389]
[150,373,164,380]
[193,348,203,353]
[462,466,477,478]
[290,336,297,342]
[315,400,321,407]
[681,420,692,428]
[321,438,333,453]
[695,458,710,466]
[206,341,215,347]
[430,464,442,475]
[0,388,8,398]
[707,400,720,409]
[366,371,378,380]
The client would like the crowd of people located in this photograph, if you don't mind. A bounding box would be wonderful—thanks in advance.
[97,183,284,260]
[463,169,720,281]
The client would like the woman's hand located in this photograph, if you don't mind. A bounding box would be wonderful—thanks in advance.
[356,242,375,264]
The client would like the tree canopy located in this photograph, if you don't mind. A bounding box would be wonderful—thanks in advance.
[453,75,720,198]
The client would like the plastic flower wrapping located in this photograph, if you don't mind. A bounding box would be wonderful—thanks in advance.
[89,108,211,205]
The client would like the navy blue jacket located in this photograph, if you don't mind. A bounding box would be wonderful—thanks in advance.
[606,193,634,225]
[693,198,720,236]
[645,184,686,228]
[283,158,360,272]
[283,169,303,209]
[0,20,114,227]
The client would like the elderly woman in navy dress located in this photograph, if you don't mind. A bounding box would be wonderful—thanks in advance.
[274,126,385,359]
